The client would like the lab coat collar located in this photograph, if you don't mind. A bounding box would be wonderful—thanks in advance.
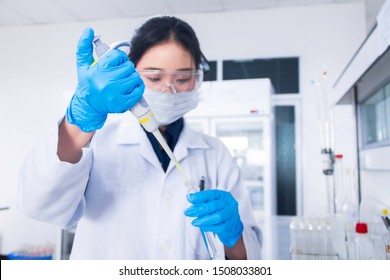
[164,119,211,175]
[113,114,211,172]
[114,114,210,147]
[180,119,211,150]
[167,119,211,163]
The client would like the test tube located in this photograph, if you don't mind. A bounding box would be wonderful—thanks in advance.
[198,177,221,260]
[185,178,221,259]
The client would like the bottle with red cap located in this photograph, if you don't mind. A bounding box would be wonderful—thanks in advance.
[353,222,376,259]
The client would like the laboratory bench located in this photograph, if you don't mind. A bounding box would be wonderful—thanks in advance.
[259,214,390,260]
[57,214,389,260]
[56,216,293,260]
[258,215,292,260]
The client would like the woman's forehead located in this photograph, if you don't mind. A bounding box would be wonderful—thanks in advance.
[136,41,195,70]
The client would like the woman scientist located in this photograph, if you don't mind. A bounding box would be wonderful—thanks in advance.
[18,15,262,260]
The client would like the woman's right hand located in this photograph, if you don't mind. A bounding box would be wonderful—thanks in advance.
[66,27,145,133]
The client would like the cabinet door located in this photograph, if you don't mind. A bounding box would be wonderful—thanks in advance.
[210,116,274,217]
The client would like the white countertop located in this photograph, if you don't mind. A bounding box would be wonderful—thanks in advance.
[257,215,292,260]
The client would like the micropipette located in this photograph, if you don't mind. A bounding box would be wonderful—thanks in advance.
[92,35,189,183]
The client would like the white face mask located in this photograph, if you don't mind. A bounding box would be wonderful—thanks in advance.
[143,88,200,126]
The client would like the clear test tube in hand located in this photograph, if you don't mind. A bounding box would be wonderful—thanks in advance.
[185,178,221,260]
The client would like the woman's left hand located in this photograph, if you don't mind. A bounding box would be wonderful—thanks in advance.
[184,189,244,248]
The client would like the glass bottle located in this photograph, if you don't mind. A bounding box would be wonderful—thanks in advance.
[353,222,375,260]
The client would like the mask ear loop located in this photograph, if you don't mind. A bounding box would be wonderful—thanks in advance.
[200,57,210,72]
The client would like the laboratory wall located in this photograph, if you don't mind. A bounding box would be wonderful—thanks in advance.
[0,2,366,254]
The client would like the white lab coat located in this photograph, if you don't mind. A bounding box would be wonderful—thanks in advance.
[18,113,262,259]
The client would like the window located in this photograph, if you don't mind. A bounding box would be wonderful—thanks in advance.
[359,81,390,148]
[222,57,300,94]
[203,60,217,81]
[275,106,296,215]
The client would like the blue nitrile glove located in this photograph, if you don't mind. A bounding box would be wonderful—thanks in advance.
[184,189,244,248]
[66,27,144,132]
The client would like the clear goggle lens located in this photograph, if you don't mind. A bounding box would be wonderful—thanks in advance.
[138,70,204,93]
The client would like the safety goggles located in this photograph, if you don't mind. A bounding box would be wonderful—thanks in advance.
[138,69,204,93]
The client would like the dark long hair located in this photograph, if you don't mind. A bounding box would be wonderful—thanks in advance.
[129,15,209,71]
